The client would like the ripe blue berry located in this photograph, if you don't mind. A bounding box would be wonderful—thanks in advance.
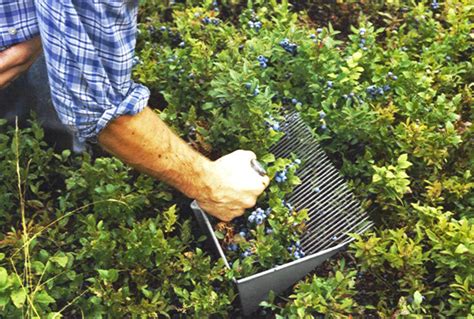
[327,81,333,88]
[253,87,260,96]
[178,41,185,48]
[272,122,281,131]
[309,34,316,39]
[160,26,167,32]
[319,111,326,119]
[317,28,323,33]
[359,28,366,36]
[291,98,298,104]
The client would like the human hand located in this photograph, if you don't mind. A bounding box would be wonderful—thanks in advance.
[0,36,42,89]
[196,150,270,222]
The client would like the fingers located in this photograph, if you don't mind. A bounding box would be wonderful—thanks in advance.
[234,149,256,161]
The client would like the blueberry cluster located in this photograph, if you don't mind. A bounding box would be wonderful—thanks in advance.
[359,28,367,50]
[248,20,262,31]
[257,55,269,68]
[202,16,220,25]
[247,207,271,225]
[132,56,142,67]
[241,249,252,258]
[212,0,219,11]
[431,0,440,10]
[275,170,287,183]
[366,85,391,99]
[287,241,306,259]
[275,159,301,183]
[387,71,398,81]
[279,38,298,55]
[326,81,333,89]
[264,114,281,131]
[291,98,302,106]
[245,83,260,96]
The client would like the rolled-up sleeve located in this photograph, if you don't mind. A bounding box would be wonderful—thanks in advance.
[35,0,149,142]
[0,0,39,49]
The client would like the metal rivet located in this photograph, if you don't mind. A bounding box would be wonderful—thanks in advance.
[8,28,17,35]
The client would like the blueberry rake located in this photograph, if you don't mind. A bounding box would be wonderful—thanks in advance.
[191,111,373,315]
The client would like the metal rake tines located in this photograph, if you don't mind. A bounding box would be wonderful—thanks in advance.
[270,111,371,255]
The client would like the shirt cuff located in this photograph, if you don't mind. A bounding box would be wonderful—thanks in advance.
[0,1,40,48]
[91,83,150,143]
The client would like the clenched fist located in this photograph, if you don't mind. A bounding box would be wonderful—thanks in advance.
[196,150,270,222]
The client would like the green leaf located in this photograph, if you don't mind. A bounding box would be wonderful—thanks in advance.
[11,288,27,308]
[0,252,5,261]
[214,231,224,240]
[50,256,68,268]
[0,267,7,288]
[454,244,469,254]
[260,153,275,164]
[413,291,423,306]
[97,269,119,283]
[163,205,178,233]
[35,291,55,305]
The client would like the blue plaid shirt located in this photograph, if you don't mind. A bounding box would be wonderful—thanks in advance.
[0,1,149,142]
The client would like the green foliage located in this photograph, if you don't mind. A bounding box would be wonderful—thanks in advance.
[0,123,234,317]
[0,0,472,317]
[262,260,359,318]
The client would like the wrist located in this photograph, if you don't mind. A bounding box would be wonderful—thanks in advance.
[186,156,216,201]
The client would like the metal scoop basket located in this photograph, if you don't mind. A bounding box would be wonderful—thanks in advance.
[191,111,373,315]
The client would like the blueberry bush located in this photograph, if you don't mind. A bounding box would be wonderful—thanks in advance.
[1,0,472,317]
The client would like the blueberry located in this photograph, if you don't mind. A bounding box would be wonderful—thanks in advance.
[227,243,238,251]
[248,21,255,28]
[387,71,393,77]
[272,122,280,131]
[359,28,366,36]
[248,215,256,223]
[241,250,252,258]
[291,98,298,104]
[254,21,262,29]
[314,186,321,193]
[253,87,260,96]
[294,158,302,165]
[392,75,398,80]
[321,124,327,130]
[239,231,247,237]
[255,216,264,225]
[256,208,265,214]
[360,38,366,45]
[319,111,326,119]
[383,85,391,92]
[310,34,316,39]
[132,56,141,67]
[266,228,273,234]
[245,83,252,89]
[178,41,185,48]
[160,26,167,32]
[259,61,267,68]
[317,28,323,33]
[327,81,333,88]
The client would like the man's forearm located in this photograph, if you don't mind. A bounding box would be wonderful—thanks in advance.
[97,107,270,221]
[98,107,212,199]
